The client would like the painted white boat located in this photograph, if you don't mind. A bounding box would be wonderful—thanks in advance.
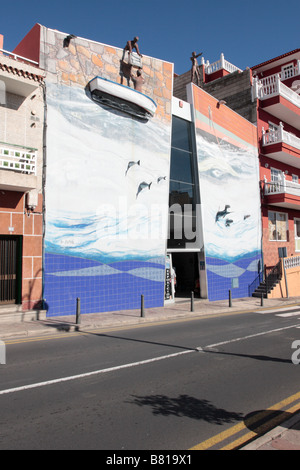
[88,76,157,120]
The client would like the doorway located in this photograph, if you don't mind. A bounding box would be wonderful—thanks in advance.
[169,252,200,299]
[0,236,22,305]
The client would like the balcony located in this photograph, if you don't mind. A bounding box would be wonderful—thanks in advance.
[262,123,300,167]
[252,74,300,129]
[0,143,37,191]
[0,49,41,98]
[264,177,300,210]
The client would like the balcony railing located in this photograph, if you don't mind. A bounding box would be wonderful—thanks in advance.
[262,122,300,150]
[284,256,300,269]
[0,143,36,175]
[264,178,300,197]
[252,74,300,108]
[268,63,300,82]
[203,53,242,75]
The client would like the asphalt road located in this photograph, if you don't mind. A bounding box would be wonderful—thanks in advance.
[0,308,300,451]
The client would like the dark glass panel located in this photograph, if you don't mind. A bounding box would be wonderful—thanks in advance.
[169,180,195,213]
[170,148,194,184]
[171,116,192,152]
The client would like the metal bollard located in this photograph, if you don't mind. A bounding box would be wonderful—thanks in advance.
[76,297,81,325]
[229,289,232,307]
[191,291,194,312]
[261,292,264,306]
[141,294,145,317]
[0,340,6,365]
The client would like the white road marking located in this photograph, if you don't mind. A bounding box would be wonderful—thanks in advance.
[259,306,300,315]
[0,350,193,396]
[204,324,300,349]
[276,312,300,317]
[1,323,299,397]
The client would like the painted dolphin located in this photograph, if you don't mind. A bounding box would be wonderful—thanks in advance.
[125,160,140,175]
[136,181,152,198]
[225,219,234,227]
[157,176,167,183]
[216,205,231,222]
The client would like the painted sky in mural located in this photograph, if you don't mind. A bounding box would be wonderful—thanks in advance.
[196,133,261,262]
[190,85,262,300]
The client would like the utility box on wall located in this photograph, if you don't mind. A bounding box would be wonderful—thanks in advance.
[278,247,287,258]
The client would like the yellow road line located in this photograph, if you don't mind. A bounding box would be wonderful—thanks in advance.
[221,401,300,450]
[190,391,300,450]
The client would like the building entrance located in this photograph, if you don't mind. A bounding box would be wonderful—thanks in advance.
[0,236,21,305]
[168,252,200,299]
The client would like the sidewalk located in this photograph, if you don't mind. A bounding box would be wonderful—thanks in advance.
[1,294,300,450]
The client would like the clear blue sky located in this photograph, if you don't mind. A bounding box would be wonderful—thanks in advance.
[1,0,299,75]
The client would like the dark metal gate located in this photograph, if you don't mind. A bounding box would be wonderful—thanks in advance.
[0,236,18,304]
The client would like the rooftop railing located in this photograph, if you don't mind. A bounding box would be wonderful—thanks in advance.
[0,48,39,66]
[203,53,242,75]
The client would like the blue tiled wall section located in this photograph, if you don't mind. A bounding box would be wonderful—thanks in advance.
[44,253,165,317]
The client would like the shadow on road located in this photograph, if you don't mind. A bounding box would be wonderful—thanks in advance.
[128,394,243,424]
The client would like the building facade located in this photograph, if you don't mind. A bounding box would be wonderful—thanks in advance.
[14,24,174,316]
[251,50,300,272]
[175,49,300,297]
[9,26,263,316]
[170,84,261,302]
[0,38,45,311]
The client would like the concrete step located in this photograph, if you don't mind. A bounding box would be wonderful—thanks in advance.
[0,305,46,323]
[252,292,268,298]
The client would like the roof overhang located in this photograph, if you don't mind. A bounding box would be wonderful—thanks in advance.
[252,49,300,74]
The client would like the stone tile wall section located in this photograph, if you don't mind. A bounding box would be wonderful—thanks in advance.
[41,28,173,124]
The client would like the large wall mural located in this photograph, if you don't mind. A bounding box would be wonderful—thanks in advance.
[44,81,171,316]
[191,85,262,300]
[38,28,174,317]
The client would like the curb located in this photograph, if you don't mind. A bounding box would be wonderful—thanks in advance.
[241,412,300,450]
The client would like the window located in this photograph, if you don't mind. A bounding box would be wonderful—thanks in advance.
[171,116,192,152]
[271,168,282,182]
[168,116,198,248]
[282,63,294,80]
[169,116,196,212]
[292,174,299,184]
[295,219,300,252]
[270,168,284,192]
[269,211,288,241]
[268,122,278,143]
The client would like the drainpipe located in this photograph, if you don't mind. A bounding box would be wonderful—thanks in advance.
[41,81,47,311]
